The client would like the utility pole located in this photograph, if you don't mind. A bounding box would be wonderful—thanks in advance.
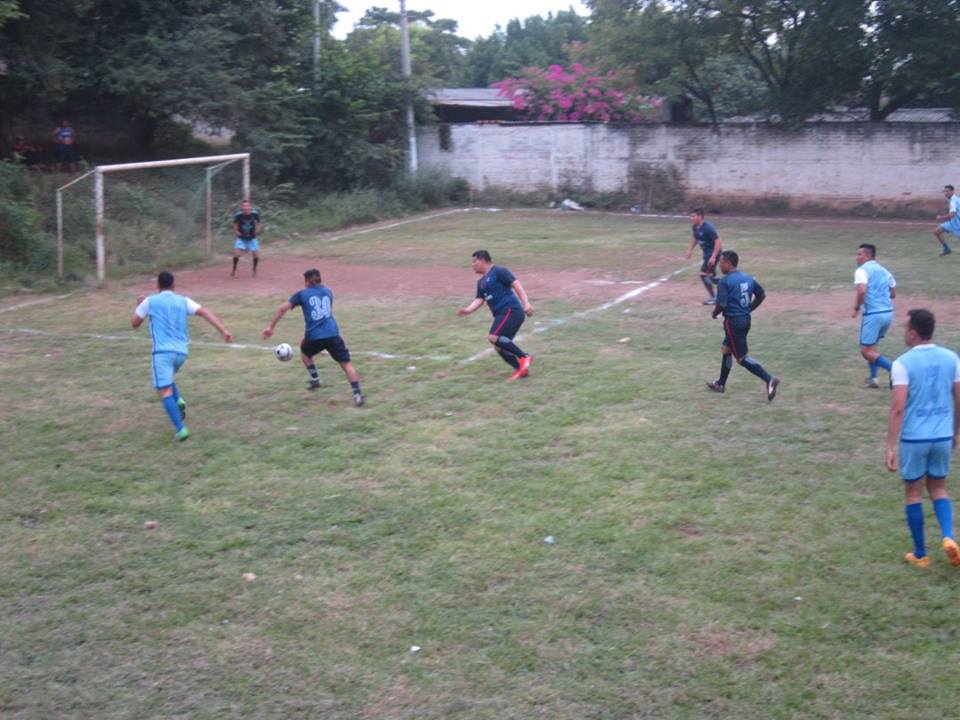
[313,0,322,89]
[400,0,418,173]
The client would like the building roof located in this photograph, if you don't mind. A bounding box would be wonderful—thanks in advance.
[428,88,514,108]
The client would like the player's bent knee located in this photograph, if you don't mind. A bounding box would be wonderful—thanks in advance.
[487,335,499,344]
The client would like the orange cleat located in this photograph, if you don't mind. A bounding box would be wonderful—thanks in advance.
[943,538,960,567]
[904,552,930,568]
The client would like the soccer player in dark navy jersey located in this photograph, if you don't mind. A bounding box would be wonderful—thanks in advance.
[262,268,364,406]
[706,250,780,401]
[232,200,262,278]
[457,250,534,380]
[685,208,722,305]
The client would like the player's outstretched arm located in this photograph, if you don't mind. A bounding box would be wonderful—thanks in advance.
[457,298,484,317]
[131,295,147,329]
[511,280,534,316]
[262,301,293,338]
[197,307,233,343]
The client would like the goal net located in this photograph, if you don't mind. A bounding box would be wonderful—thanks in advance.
[56,154,250,284]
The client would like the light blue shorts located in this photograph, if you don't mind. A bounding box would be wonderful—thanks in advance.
[860,312,892,346]
[900,439,952,482]
[939,220,960,236]
[234,237,260,252]
[152,352,187,389]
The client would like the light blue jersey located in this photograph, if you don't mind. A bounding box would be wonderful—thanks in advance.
[854,259,895,315]
[942,195,960,234]
[135,290,201,355]
[892,344,960,442]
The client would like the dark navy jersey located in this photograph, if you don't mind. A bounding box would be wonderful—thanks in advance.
[476,265,523,315]
[717,270,765,318]
[235,209,261,239]
[692,221,719,258]
[290,285,340,340]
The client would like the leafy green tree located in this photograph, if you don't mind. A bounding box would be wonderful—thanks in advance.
[463,10,588,87]
[862,0,960,120]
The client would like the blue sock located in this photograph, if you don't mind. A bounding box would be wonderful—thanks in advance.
[307,365,319,381]
[162,396,184,431]
[740,356,772,383]
[868,360,878,379]
[497,350,520,369]
[906,502,926,558]
[876,356,892,372]
[934,498,954,540]
[170,383,181,402]
[350,381,361,393]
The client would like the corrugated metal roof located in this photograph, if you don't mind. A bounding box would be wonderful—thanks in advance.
[429,88,514,108]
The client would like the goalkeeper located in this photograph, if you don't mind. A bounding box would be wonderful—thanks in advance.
[231,200,262,277]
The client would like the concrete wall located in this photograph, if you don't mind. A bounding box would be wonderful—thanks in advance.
[418,122,960,215]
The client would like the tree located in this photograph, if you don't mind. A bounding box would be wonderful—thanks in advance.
[463,10,588,87]
[693,0,869,121]
[861,0,960,120]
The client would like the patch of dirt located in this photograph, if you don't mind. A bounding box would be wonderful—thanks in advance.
[123,254,692,303]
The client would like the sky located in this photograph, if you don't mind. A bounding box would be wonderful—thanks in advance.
[330,1,590,40]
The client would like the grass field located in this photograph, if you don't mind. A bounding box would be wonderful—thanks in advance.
[3,209,960,719]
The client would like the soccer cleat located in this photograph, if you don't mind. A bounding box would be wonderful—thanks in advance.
[353,392,365,407]
[904,552,930,568]
[943,538,960,567]
[767,376,781,402]
[940,247,952,256]
[230,269,236,278]
[518,354,533,376]
[177,397,187,420]
[702,298,716,305]
[705,380,725,393]
[865,377,880,389]
[508,367,525,381]
[307,379,321,390]
[175,427,190,442]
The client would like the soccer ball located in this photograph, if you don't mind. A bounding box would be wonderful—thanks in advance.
[274,343,294,362]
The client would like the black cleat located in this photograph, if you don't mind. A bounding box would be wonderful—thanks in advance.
[767,376,781,402]
[705,380,725,393]
[307,379,321,390]
[353,392,365,407]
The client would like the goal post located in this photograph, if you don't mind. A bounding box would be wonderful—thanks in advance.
[56,153,250,285]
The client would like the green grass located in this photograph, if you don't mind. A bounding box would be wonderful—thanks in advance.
[3,210,960,719]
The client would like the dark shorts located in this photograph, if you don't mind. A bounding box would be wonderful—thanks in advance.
[700,256,717,276]
[56,144,76,162]
[301,335,351,363]
[722,315,751,360]
[489,306,525,339]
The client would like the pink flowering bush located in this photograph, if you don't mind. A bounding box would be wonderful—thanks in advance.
[492,64,661,123]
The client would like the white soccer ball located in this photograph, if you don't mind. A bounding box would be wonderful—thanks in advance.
[274,343,294,362]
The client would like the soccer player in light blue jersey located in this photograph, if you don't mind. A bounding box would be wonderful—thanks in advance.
[886,309,960,568]
[132,271,233,441]
[933,184,959,256]
[851,243,896,388]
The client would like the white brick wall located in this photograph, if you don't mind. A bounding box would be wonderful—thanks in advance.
[418,122,960,213]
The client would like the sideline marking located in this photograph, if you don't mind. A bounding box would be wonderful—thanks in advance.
[460,266,689,364]
[0,293,75,315]
[328,208,472,242]
[3,328,450,361]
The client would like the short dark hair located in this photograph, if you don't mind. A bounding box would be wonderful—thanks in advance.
[946,185,956,192]
[720,250,739,267]
[907,308,935,340]
[858,243,876,258]
[304,268,322,284]
[472,250,491,263]
[690,208,704,216]
[157,271,174,289]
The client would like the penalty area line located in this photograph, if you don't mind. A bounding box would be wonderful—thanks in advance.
[460,266,689,364]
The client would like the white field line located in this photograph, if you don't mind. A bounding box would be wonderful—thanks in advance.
[2,328,450,361]
[0,293,75,315]
[328,208,474,242]
[461,266,689,364]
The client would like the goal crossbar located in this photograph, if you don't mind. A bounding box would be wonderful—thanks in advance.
[56,153,250,284]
